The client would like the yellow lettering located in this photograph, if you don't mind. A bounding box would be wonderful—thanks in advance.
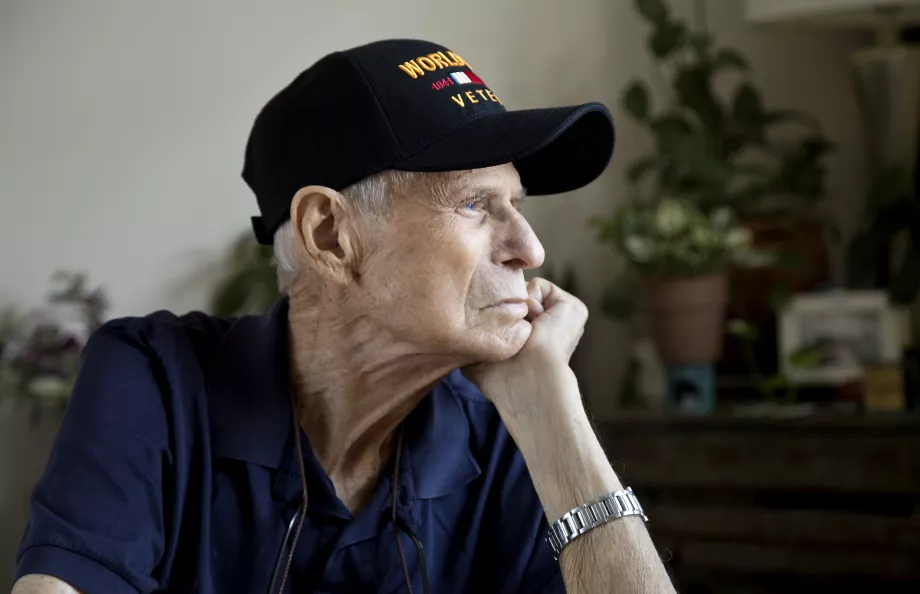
[476,89,488,101]
[446,51,467,67]
[398,61,425,79]
[465,90,479,104]
[417,56,437,71]
[450,94,465,107]
[428,53,450,69]
[486,89,502,104]
[439,51,458,66]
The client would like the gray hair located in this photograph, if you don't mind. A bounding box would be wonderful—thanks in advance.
[273,170,428,293]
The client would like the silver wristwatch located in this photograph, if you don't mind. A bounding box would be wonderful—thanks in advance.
[545,487,648,558]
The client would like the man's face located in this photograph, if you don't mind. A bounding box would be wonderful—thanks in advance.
[355,164,545,362]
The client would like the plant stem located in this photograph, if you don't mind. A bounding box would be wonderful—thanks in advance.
[741,336,771,400]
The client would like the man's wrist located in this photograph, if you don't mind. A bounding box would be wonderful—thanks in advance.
[486,363,582,425]
[486,366,622,521]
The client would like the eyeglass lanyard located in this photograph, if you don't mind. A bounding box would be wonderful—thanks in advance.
[267,502,305,594]
[267,399,430,594]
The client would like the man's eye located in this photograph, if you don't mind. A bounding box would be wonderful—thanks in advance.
[465,200,482,211]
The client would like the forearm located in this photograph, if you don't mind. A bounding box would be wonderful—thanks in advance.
[495,368,674,594]
[12,575,81,594]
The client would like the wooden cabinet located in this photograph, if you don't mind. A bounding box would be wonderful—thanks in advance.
[597,414,920,593]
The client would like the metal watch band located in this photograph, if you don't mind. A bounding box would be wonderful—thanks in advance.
[545,487,648,558]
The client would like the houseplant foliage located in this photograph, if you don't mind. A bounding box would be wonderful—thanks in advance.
[620,0,836,374]
[594,198,766,279]
[593,197,771,363]
[847,164,919,305]
[210,231,280,317]
[0,271,108,407]
[622,0,833,214]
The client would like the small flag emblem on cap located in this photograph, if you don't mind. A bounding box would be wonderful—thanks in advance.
[449,71,484,85]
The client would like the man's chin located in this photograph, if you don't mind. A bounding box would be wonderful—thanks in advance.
[472,319,532,362]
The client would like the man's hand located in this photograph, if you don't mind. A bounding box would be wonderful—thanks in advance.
[466,277,676,594]
[464,277,587,419]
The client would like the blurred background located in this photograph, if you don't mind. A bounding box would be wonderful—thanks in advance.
[1,0,919,592]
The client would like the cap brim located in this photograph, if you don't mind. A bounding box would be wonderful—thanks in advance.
[395,103,615,195]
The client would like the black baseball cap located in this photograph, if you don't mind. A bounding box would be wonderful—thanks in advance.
[243,39,615,244]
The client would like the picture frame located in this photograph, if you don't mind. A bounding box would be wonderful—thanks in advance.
[778,291,906,385]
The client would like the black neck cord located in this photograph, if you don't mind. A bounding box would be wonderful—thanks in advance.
[272,401,431,594]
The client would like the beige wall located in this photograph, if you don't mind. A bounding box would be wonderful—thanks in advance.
[0,0,864,416]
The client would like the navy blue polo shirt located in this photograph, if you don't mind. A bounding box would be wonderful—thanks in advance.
[16,299,563,593]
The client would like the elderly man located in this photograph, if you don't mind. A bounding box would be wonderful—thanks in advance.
[12,39,673,594]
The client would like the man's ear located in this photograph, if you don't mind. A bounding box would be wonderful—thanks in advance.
[289,186,360,284]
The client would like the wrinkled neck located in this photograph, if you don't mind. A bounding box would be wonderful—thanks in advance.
[286,285,461,483]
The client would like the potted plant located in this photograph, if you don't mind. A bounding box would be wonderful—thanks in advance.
[0,271,107,588]
[847,165,918,303]
[847,164,920,342]
[622,0,834,320]
[0,271,108,411]
[593,197,771,364]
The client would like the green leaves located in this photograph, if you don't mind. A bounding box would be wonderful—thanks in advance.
[649,21,687,58]
[210,232,281,317]
[788,342,826,369]
[593,195,762,279]
[687,33,712,60]
[635,0,684,57]
[622,0,831,215]
[726,318,758,341]
[846,165,920,304]
[713,49,749,71]
[635,0,668,24]
[760,374,790,395]
[622,81,651,120]
[626,155,660,184]
[672,131,731,187]
[675,65,724,131]
[650,114,692,147]
[769,135,833,199]
[730,83,767,145]
[731,83,763,126]
[890,247,920,305]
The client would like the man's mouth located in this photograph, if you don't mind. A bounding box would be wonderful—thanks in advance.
[485,298,529,317]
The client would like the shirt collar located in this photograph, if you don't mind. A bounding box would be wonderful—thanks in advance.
[207,298,482,498]
[207,298,293,470]
[402,372,482,499]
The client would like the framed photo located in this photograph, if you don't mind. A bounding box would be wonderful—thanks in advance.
[779,291,906,385]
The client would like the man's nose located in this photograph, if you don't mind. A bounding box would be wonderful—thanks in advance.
[496,213,545,270]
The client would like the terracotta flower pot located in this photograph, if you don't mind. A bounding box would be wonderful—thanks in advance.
[642,274,729,364]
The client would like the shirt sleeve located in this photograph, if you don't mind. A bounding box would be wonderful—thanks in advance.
[494,442,563,594]
[517,516,565,593]
[15,321,171,594]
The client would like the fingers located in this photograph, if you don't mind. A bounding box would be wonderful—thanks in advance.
[526,277,577,312]
[527,276,589,338]
[519,276,590,366]
[526,295,544,319]
[526,277,549,306]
